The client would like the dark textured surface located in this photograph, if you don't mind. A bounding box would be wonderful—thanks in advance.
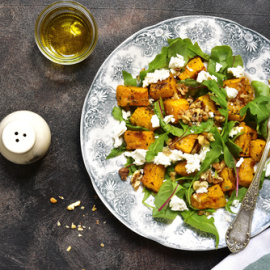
[0,0,270,269]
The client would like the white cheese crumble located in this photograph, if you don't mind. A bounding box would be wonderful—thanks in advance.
[122,110,131,120]
[232,199,240,207]
[153,147,184,167]
[227,65,244,78]
[225,86,238,99]
[217,127,223,131]
[143,69,170,88]
[163,115,175,124]
[149,98,155,104]
[186,65,193,72]
[236,157,244,168]
[169,54,185,70]
[113,121,127,147]
[193,180,209,193]
[124,149,147,165]
[169,195,188,211]
[196,71,218,83]
[215,62,223,72]
[208,112,215,118]
[151,115,160,128]
[229,126,243,137]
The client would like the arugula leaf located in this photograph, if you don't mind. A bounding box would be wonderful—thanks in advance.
[152,207,178,222]
[225,187,247,214]
[187,119,215,135]
[122,70,137,86]
[180,210,219,248]
[223,144,236,169]
[145,133,169,162]
[106,144,126,159]
[252,80,270,99]
[209,45,233,72]
[240,96,270,123]
[112,106,124,121]
[232,55,243,68]
[226,139,242,158]
[179,79,209,98]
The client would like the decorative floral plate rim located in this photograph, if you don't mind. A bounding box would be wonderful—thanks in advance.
[80,15,270,251]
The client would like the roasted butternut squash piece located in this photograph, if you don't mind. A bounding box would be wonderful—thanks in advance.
[124,131,155,150]
[227,103,245,121]
[197,94,217,113]
[175,160,193,176]
[191,184,226,209]
[220,167,236,192]
[149,74,177,100]
[116,85,149,107]
[164,98,189,123]
[178,56,206,80]
[174,134,198,153]
[250,139,266,162]
[238,158,255,187]
[141,163,165,193]
[129,107,156,130]
[234,122,257,157]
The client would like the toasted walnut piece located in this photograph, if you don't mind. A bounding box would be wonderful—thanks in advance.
[209,176,224,184]
[130,170,143,191]
[197,135,210,147]
[119,167,129,181]
[176,83,189,96]
[200,170,211,182]
[171,91,181,100]
[190,100,202,109]
[67,201,81,210]
[207,133,215,142]
[214,115,225,123]
[193,180,208,191]
[50,197,57,204]
[212,160,226,173]
[190,142,201,154]
[186,97,194,104]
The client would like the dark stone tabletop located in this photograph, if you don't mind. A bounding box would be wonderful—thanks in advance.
[0,0,269,269]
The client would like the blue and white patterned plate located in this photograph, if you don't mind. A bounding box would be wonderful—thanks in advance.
[80,16,270,250]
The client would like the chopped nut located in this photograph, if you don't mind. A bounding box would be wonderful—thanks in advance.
[193,180,208,192]
[197,135,210,147]
[92,205,97,211]
[66,246,72,252]
[66,225,70,228]
[214,115,225,122]
[119,167,129,181]
[207,133,215,142]
[169,172,176,181]
[78,227,84,231]
[57,221,61,227]
[212,160,226,173]
[71,223,76,229]
[58,196,64,200]
[50,197,57,204]
[100,243,104,248]
[67,201,81,210]
[130,170,143,191]
[176,83,189,96]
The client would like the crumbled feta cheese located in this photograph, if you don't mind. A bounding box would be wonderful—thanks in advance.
[225,86,238,99]
[124,149,147,165]
[151,115,160,128]
[186,65,193,72]
[163,115,175,124]
[215,62,223,72]
[113,121,127,148]
[153,147,184,166]
[190,130,194,133]
[229,126,243,138]
[232,199,240,207]
[122,110,131,120]
[196,71,218,83]
[217,127,223,131]
[193,180,209,193]
[149,98,155,104]
[169,195,188,211]
[143,69,170,88]
[236,157,244,167]
[184,147,210,174]
[153,152,172,166]
[169,54,185,70]
[208,112,215,118]
[227,66,244,78]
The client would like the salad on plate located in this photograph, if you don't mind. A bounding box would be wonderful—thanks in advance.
[106,37,270,247]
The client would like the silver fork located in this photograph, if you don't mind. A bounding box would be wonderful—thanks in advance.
[226,117,270,252]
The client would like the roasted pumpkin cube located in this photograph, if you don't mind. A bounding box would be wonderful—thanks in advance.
[124,131,155,150]
[239,158,255,187]
[141,163,165,193]
[178,56,206,80]
[175,160,195,176]
[164,98,189,123]
[129,107,156,130]
[227,103,245,121]
[116,85,149,107]
[174,134,198,153]
[223,78,253,105]
[191,184,227,209]
[234,122,257,157]
[197,94,217,113]
[149,74,177,100]
[250,139,266,162]
[220,167,236,192]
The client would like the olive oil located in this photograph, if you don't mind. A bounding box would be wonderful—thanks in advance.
[43,13,92,58]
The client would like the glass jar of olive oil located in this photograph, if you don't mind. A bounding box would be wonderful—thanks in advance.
[35,1,98,65]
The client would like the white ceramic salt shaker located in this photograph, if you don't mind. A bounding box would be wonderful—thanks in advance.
[0,111,51,164]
